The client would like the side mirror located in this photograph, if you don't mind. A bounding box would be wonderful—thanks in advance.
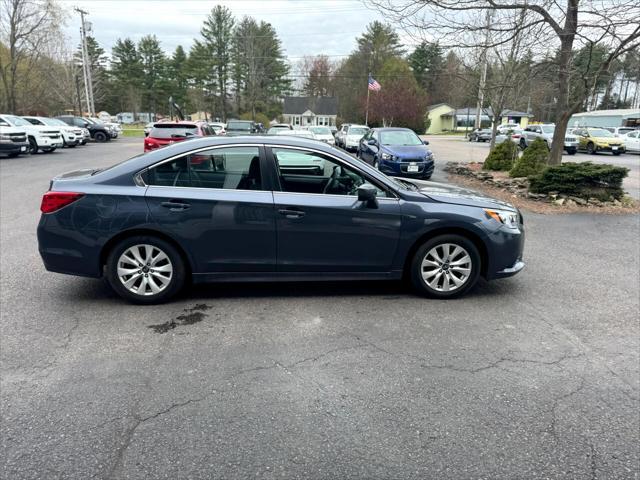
[367,138,376,145]
[423,140,429,145]
[357,183,378,208]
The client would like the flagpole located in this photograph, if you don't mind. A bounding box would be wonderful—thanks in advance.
[365,73,371,126]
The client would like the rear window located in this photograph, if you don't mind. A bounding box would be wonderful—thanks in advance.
[227,121,252,131]
[348,127,368,136]
[149,126,198,139]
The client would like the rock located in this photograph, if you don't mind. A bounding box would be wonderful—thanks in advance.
[587,197,602,206]
[565,199,577,206]
[527,192,546,200]
[568,196,587,206]
[548,194,558,200]
[553,198,565,206]
[612,199,621,206]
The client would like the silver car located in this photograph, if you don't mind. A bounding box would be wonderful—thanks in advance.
[520,124,578,155]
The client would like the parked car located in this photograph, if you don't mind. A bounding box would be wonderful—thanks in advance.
[305,126,335,145]
[270,123,292,131]
[38,136,525,303]
[467,128,492,142]
[86,117,118,139]
[209,122,226,135]
[143,121,211,152]
[623,130,640,153]
[520,124,579,155]
[334,123,352,148]
[573,127,625,155]
[357,127,434,179]
[603,126,638,138]
[79,128,90,145]
[496,123,520,134]
[340,124,369,151]
[274,129,316,140]
[330,126,338,136]
[494,128,524,145]
[144,122,155,137]
[56,115,111,142]
[22,116,82,148]
[225,120,259,136]
[0,117,29,157]
[0,114,63,153]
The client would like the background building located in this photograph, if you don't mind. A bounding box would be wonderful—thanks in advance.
[425,103,533,133]
[282,97,337,127]
[569,109,640,128]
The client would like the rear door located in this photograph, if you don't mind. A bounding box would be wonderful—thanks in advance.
[268,145,402,273]
[144,145,277,273]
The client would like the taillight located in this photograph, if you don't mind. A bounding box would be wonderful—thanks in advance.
[144,138,159,151]
[40,192,84,213]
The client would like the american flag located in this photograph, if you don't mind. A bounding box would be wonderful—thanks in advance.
[368,75,381,91]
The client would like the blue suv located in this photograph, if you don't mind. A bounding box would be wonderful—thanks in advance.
[357,127,434,179]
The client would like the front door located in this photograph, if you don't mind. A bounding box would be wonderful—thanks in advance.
[268,146,402,273]
[144,145,277,273]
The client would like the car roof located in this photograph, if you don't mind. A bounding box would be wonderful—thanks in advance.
[371,127,415,132]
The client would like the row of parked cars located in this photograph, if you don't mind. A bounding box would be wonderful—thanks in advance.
[0,113,122,157]
[467,123,640,155]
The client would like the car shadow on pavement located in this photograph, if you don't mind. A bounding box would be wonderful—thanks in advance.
[57,275,520,305]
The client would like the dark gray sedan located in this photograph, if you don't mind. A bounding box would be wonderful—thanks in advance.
[38,136,525,303]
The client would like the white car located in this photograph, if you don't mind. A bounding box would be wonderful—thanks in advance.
[0,120,29,157]
[604,126,637,138]
[623,130,640,153]
[305,126,335,145]
[275,129,316,140]
[343,125,370,151]
[22,116,83,148]
[497,123,520,134]
[0,114,63,153]
[209,122,226,135]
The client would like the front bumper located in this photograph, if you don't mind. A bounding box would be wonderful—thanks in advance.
[381,159,435,178]
[596,144,625,153]
[37,136,63,148]
[495,260,525,278]
[0,142,29,154]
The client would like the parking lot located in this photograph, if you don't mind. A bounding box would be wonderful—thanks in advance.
[1,138,639,479]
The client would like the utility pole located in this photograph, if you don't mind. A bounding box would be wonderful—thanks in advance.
[475,9,494,129]
[75,7,95,117]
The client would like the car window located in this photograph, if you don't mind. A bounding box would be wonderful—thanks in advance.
[380,130,423,146]
[146,147,263,190]
[348,127,368,136]
[25,118,43,125]
[588,128,613,137]
[272,147,388,197]
[149,126,198,139]
[0,117,9,126]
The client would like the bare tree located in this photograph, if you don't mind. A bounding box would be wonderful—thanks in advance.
[369,0,640,165]
[0,0,63,113]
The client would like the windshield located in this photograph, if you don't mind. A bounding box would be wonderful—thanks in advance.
[540,126,555,134]
[227,121,251,131]
[149,126,198,138]
[4,115,30,126]
[588,128,614,137]
[380,130,423,146]
[42,118,67,127]
[309,127,331,135]
[348,127,368,136]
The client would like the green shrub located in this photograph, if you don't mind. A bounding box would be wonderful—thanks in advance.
[529,162,629,200]
[483,140,518,171]
[510,137,548,177]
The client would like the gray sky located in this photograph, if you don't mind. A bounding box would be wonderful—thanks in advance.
[58,0,406,67]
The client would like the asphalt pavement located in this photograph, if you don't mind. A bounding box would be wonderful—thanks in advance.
[1,138,639,479]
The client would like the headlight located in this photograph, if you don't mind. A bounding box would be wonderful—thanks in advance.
[381,152,394,160]
[484,209,519,229]
[0,134,11,142]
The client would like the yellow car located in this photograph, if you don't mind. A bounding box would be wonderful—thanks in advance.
[573,127,626,155]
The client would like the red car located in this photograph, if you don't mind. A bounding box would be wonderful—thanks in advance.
[143,121,214,152]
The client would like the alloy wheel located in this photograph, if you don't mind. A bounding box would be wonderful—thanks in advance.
[421,243,472,292]
[117,244,173,296]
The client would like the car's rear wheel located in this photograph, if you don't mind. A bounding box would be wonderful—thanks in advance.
[105,236,186,304]
[410,234,481,299]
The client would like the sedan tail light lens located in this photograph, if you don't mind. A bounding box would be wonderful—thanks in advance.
[40,192,84,213]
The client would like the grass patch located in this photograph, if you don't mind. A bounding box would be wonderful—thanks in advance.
[122,129,144,138]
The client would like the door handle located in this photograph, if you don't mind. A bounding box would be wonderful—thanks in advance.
[161,200,191,211]
[278,208,306,219]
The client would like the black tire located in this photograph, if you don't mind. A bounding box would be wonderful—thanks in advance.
[612,151,622,156]
[28,137,38,154]
[519,138,527,150]
[422,174,432,180]
[42,147,56,153]
[409,234,481,299]
[587,142,596,154]
[94,131,108,142]
[566,148,576,155]
[7,152,20,158]
[68,144,76,148]
[105,235,186,304]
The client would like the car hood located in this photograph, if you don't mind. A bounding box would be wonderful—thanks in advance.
[381,145,431,158]
[591,136,623,144]
[401,178,516,210]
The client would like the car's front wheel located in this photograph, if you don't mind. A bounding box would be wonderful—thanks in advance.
[410,234,481,299]
[94,131,108,142]
[587,142,596,154]
[28,137,38,154]
[105,236,186,304]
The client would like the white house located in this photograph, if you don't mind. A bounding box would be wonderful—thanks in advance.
[282,97,338,127]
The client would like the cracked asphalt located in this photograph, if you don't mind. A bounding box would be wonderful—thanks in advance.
[1,138,639,479]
